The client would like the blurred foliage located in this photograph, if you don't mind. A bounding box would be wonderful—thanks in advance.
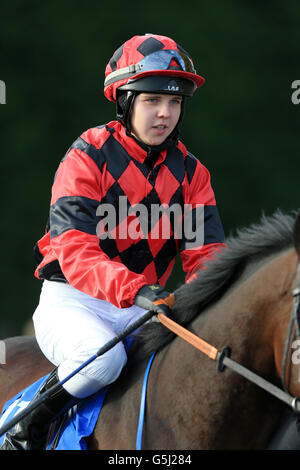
[1,0,300,335]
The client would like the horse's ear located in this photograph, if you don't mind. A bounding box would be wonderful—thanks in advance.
[293,211,300,256]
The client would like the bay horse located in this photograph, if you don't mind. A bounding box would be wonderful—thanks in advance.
[1,209,300,449]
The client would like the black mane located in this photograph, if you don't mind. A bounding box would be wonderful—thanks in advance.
[130,210,296,361]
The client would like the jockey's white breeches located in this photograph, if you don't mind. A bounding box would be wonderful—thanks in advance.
[32,280,147,399]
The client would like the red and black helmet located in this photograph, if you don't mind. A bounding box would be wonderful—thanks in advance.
[104,33,205,102]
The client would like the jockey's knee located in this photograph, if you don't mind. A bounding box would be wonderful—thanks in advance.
[93,341,128,386]
[57,341,127,399]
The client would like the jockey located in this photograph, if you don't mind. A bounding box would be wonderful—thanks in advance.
[1,33,225,450]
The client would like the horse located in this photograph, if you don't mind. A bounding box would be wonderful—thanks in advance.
[1,209,300,450]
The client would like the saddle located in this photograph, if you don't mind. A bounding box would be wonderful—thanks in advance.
[0,352,155,450]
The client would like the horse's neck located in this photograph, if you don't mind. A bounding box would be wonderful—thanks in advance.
[92,249,297,449]
[192,248,296,373]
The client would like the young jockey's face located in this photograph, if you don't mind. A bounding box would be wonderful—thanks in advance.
[130,93,182,146]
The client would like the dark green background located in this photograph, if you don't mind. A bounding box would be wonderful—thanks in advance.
[1,0,299,336]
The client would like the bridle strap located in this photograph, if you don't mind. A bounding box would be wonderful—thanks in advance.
[281,262,300,392]
[157,312,300,412]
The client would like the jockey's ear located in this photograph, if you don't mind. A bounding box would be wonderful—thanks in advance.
[293,211,300,256]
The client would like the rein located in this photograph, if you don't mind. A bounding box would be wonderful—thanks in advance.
[157,307,300,412]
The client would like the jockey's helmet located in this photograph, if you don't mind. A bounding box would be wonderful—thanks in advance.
[104,33,205,132]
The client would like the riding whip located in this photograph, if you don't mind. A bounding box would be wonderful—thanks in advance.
[0,308,155,438]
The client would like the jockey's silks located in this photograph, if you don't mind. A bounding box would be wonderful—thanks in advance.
[34,121,225,308]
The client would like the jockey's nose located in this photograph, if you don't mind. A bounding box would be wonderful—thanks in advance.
[157,100,171,119]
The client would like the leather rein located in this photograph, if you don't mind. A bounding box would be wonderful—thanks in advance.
[157,265,300,412]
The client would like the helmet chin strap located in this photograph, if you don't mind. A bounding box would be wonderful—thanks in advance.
[116,90,136,133]
[126,128,179,160]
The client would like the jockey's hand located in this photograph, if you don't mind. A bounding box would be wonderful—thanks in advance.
[134,284,174,318]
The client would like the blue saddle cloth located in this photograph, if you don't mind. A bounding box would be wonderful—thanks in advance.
[0,351,156,450]
[0,374,108,450]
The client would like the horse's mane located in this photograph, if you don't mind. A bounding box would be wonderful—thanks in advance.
[129,210,296,361]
